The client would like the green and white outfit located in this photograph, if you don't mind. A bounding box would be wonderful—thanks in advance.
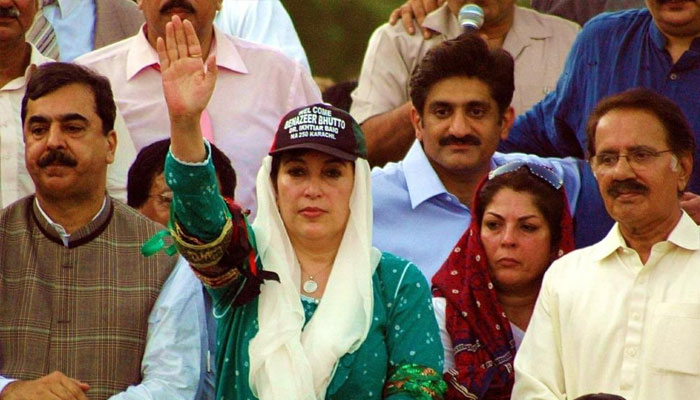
[164,144,445,400]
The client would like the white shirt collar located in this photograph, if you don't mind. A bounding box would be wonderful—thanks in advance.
[34,197,108,247]
[126,25,248,81]
[591,210,699,262]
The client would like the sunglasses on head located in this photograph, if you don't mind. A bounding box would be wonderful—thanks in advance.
[488,161,563,190]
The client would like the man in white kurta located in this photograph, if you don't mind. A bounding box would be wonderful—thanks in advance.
[512,88,698,400]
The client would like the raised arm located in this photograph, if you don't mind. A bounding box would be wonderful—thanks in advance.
[155,16,273,305]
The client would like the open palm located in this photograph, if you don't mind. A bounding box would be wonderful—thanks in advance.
[157,16,217,121]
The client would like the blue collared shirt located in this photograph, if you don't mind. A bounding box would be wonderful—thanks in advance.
[501,8,700,193]
[371,142,601,280]
[43,0,96,61]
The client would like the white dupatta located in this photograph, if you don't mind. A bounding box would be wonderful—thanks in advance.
[248,156,380,399]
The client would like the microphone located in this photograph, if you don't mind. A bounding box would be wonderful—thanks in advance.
[459,4,484,31]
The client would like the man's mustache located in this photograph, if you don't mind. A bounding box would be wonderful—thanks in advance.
[160,0,195,14]
[439,134,481,146]
[607,179,649,198]
[0,7,20,18]
[37,150,78,168]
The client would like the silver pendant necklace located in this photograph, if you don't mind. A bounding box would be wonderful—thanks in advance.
[302,276,318,294]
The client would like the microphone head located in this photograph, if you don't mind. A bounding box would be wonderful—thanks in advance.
[459,4,484,31]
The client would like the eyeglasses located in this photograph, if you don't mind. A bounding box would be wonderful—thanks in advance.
[148,192,173,206]
[488,160,563,189]
[591,148,672,170]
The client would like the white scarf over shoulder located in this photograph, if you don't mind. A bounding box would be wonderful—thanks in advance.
[249,156,380,400]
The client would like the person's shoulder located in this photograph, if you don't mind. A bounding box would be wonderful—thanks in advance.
[111,198,168,237]
[372,161,407,187]
[366,20,429,54]
[0,196,33,226]
[545,241,604,281]
[371,162,410,202]
[223,32,305,69]
[75,33,133,68]
[516,6,580,35]
[375,252,428,296]
[580,8,651,36]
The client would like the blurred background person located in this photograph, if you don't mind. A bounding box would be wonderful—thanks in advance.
[127,138,236,400]
[26,0,142,61]
[350,0,579,165]
[215,0,310,70]
[530,0,646,26]
[432,161,573,399]
[0,0,135,207]
[127,138,237,226]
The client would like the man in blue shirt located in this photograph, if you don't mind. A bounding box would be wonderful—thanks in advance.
[372,33,610,280]
[500,1,700,212]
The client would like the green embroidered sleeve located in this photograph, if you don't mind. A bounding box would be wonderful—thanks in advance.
[164,142,230,242]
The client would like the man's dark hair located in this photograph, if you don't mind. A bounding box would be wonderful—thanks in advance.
[127,139,237,208]
[21,62,116,134]
[586,88,696,160]
[476,167,565,255]
[409,33,515,117]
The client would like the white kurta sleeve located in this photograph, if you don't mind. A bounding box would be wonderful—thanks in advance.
[108,257,203,400]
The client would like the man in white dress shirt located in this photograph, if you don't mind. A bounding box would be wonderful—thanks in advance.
[513,88,698,400]
[76,0,321,217]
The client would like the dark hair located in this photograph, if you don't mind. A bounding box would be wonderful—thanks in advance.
[409,33,514,116]
[21,62,116,134]
[586,88,696,160]
[476,168,565,253]
[127,139,237,208]
[322,80,358,112]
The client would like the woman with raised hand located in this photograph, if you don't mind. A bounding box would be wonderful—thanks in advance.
[154,15,446,400]
[432,162,575,400]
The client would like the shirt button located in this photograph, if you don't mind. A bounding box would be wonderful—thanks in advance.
[670,73,678,80]
[445,196,452,201]
[632,312,641,321]
[627,347,637,357]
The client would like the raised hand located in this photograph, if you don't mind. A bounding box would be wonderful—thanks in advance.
[156,15,217,163]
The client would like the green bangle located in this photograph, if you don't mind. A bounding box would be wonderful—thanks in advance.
[383,364,447,400]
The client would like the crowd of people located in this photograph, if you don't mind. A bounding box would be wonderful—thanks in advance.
[0,0,698,399]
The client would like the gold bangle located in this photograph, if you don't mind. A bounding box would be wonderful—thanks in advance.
[170,218,233,268]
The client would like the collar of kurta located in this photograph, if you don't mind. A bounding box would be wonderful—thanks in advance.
[126,24,248,81]
[590,210,700,262]
[31,195,114,248]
